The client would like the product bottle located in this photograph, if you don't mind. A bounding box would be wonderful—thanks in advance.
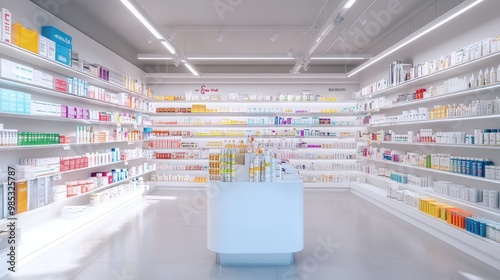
[469,73,475,88]
[254,157,260,182]
[485,68,490,85]
[497,65,500,83]
[490,67,496,85]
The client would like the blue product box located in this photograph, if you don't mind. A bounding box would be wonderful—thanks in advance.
[55,44,72,66]
[41,26,72,49]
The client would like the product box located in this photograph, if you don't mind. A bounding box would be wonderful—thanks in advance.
[11,61,34,84]
[12,23,39,54]
[1,7,11,43]
[38,35,48,58]
[491,38,498,53]
[455,49,464,64]
[469,43,476,60]
[482,38,491,56]
[47,39,56,61]
[55,43,71,66]
[474,41,482,59]
[15,181,28,214]
[54,77,68,92]
[34,69,54,88]
[41,26,72,49]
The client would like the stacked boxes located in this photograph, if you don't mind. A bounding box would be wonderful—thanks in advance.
[0,88,31,114]
[1,7,11,43]
[42,26,72,66]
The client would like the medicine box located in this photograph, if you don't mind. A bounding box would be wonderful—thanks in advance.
[12,23,39,54]
[1,7,11,43]
[41,26,72,49]
[38,35,48,58]
[55,44,71,66]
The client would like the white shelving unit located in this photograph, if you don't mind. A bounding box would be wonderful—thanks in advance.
[149,99,364,188]
[0,34,157,268]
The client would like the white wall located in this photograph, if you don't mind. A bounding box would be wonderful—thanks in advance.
[150,84,359,102]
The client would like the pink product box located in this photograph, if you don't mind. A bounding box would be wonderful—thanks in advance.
[83,109,89,119]
[76,108,84,119]
[67,106,77,119]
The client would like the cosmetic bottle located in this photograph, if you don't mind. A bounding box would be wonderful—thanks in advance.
[497,65,500,83]
[470,73,475,88]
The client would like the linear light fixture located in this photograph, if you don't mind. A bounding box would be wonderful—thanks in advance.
[348,0,483,77]
[310,55,371,60]
[160,40,176,55]
[343,0,357,9]
[120,0,162,39]
[121,0,177,55]
[184,63,200,76]
[187,55,294,60]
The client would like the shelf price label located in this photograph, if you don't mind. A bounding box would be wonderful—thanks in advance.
[52,173,62,181]
[117,123,122,128]
[128,141,134,145]
[63,144,71,150]
[133,124,138,129]
[124,161,129,166]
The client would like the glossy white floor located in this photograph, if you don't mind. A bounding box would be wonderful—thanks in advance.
[3,190,500,280]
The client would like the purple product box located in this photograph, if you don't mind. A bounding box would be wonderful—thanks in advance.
[287,118,292,125]
[83,109,89,119]
[61,105,68,118]
[67,106,77,118]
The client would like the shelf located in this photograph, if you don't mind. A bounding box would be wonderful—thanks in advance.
[351,183,500,269]
[16,169,155,219]
[363,157,500,185]
[151,159,208,162]
[14,157,146,183]
[368,113,500,127]
[148,181,208,187]
[17,186,146,265]
[0,42,154,101]
[253,135,357,139]
[148,148,213,151]
[303,182,352,189]
[363,82,500,113]
[371,141,500,149]
[153,112,360,117]
[153,124,363,128]
[153,100,355,104]
[364,173,500,221]
[0,78,154,115]
[0,111,144,126]
[285,158,358,161]
[154,169,208,173]
[0,139,143,151]
[359,51,500,100]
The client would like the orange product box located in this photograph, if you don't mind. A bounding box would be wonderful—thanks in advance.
[12,23,39,54]
[15,181,28,214]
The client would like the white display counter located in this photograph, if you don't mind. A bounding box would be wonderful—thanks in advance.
[207,180,304,265]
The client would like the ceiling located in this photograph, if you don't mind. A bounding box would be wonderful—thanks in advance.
[30,0,465,75]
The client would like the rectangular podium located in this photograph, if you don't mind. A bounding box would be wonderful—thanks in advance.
[207,180,303,265]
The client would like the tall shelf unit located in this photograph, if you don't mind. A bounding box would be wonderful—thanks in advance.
[353,31,500,268]
[0,40,155,265]
[148,99,365,189]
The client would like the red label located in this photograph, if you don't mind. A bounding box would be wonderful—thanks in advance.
[54,78,68,92]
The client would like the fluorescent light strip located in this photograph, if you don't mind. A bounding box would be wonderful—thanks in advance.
[187,57,294,60]
[310,57,367,60]
[161,40,176,55]
[120,0,162,39]
[343,0,357,9]
[184,63,200,76]
[348,0,483,77]
[137,54,172,60]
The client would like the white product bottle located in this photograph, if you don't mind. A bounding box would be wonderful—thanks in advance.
[478,70,483,87]
[485,68,490,85]
[490,67,496,85]
[497,65,500,83]
[470,73,475,88]
[264,152,271,182]
[254,157,260,182]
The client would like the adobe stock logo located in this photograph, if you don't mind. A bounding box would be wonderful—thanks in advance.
[340,0,404,54]
[280,235,340,280]
[213,0,244,21]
